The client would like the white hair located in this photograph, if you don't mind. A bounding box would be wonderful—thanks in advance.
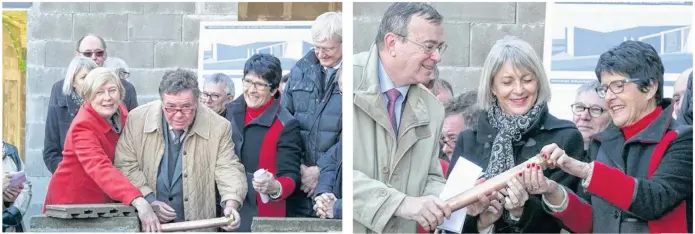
[103,57,129,73]
[203,73,235,97]
[477,36,551,110]
[311,11,342,43]
[63,56,99,95]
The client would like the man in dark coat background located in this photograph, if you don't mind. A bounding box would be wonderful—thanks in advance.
[281,11,343,217]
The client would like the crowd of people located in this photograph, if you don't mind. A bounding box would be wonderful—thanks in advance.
[353,2,693,234]
[2,11,343,233]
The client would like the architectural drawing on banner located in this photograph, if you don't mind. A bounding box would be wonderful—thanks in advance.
[197,21,313,98]
[544,1,693,121]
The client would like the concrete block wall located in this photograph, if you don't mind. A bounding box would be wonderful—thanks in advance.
[353,2,546,96]
[24,2,238,227]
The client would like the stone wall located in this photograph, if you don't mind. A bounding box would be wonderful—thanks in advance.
[353,2,546,96]
[23,2,238,227]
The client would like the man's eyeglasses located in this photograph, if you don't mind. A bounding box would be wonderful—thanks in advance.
[394,33,447,55]
[571,103,605,118]
[201,92,223,101]
[164,105,195,115]
[595,78,641,98]
[242,78,272,90]
[314,44,341,53]
[440,133,457,148]
[80,50,105,58]
[116,69,129,80]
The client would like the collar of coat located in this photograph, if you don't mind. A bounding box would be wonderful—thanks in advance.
[472,104,576,143]
[142,100,212,140]
[592,98,676,144]
[353,44,432,133]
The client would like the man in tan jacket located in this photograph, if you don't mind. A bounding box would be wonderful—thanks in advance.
[114,69,247,231]
[353,3,451,233]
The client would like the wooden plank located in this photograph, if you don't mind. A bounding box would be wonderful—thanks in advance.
[2,11,27,161]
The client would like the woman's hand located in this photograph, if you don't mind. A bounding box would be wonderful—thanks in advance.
[3,187,21,202]
[476,191,505,231]
[522,162,557,195]
[540,143,591,179]
[253,174,281,196]
[132,197,162,232]
[3,173,10,192]
[500,176,528,218]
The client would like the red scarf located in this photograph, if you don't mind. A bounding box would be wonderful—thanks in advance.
[245,98,275,125]
[621,106,662,140]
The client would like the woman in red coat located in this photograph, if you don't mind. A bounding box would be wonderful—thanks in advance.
[43,67,160,232]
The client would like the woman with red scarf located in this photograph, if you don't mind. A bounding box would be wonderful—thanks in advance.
[524,40,692,233]
[223,54,302,232]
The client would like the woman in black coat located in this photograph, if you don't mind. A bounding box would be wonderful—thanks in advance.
[223,54,302,232]
[527,40,692,233]
[43,57,98,173]
[447,37,584,233]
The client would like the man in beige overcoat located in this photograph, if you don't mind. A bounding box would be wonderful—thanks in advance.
[114,69,247,232]
[353,3,451,233]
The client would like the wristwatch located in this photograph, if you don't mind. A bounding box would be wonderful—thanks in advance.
[269,182,282,200]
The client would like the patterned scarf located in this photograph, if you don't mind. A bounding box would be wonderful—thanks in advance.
[69,89,84,107]
[483,100,545,178]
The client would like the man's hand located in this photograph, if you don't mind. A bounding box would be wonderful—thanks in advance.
[150,201,176,223]
[221,200,241,231]
[132,197,161,232]
[252,174,281,196]
[3,187,20,202]
[395,195,452,231]
[314,193,337,219]
[300,165,319,195]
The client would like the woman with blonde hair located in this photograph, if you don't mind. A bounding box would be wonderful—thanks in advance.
[43,68,161,232]
[447,36,584,233]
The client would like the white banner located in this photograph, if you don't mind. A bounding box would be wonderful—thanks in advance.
[197,21,314,98]
[543,2,693,121]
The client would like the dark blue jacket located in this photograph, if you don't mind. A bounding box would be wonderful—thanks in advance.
[316,137,342,219]
[281,50,342,217]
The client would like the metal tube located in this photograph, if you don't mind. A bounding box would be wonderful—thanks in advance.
[161,216,234,232]
[444,155,551,212]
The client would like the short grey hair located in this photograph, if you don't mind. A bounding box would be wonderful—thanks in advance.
[312,12,342,43]
[63,56,99,95]
[159,68,200,100]
[445,90,479,127]
[576,80,602,96]
[204,73,235,97]
[477,36,551,110]
[376,3,443,51]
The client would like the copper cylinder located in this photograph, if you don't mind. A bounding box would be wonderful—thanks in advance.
[160,216,234,232]
[445,155,551,212]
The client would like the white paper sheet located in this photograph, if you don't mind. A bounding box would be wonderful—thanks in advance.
[254,169,271,203]
[438,157,483,233]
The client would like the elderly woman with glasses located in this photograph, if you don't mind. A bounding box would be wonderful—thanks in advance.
[571,80,611,150]
[43,67,161,232]
[524,40,693,233]
[447,37,585,233]
[224,54,302,232]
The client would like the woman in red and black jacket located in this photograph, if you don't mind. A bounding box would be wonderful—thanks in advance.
[224,54,302,232]
[524,40,692,233]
